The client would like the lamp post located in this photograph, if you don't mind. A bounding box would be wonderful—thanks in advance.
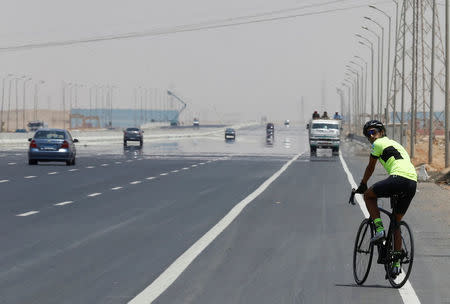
[364,18,385,120]
[15,76,27,130]
[33,80,45,121]
[346,68,360,133]
[369,6,392,127]
[354,56,369,122]
[22,77,32,129]
[0,74,14,132]
[357,37,375,120]
[349,62,365,128]
[363,26,382,119]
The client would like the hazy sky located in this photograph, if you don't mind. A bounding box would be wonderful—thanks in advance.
[0,0,446,123]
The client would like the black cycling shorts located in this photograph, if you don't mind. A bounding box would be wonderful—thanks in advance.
[371,175,417,214]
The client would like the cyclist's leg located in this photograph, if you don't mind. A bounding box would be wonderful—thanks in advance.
[392,177,417,251]
[363,188,381,219]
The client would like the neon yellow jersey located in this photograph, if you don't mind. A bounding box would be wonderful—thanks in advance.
[371,137,417,182]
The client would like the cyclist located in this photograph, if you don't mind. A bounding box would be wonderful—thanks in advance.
[355,120,417,275]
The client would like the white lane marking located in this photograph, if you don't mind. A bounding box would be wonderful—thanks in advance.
[146,177,156,180]
[111,186,123,190]
[160,173,168,176]
[48,172,58,175]
[0,180,9,183]
[8,162,16,165]
[86,166,95,169]
[17,211,39,217]
[129,153,301,304]
[182,167,189,170]
[275,201,281,204]
[101,164,109,167]
[126,160,133,162]
[87,192,102,197]
[115,161,122,164]
[191,164,198,167]
[171,170,179,173]
[14,153,21,156]
[24,176,36,179]
[199,162,205,165]
[68,169,79,172]
[54,201,73,206]
[339,152,421,304]
[130,181,142,185]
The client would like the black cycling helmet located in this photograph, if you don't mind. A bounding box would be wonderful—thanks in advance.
[363,120,385,137]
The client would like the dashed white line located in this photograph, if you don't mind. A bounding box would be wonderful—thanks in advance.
[199,162,205,165]
[8,162,16,165]
[68,169,79,172]
[128,153,301,303]
[160,173,168,176]
[115,161,122,164]
[101,164,109,167]
[191,164,198,167]
[87,192,102,197]
[126,160,133,162]
[24,176,36,179]
[54,201,73,206]
[17,211,39,217]
[0,180,9,183]
[111,186,123,190]
[171,170,179,173]
[146,177,156,180]
[130,181,142,185]
[48,172,58,175]
[86,166,95,169]
[182,167,189,170]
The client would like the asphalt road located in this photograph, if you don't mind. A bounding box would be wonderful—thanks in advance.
[0,124,445,303]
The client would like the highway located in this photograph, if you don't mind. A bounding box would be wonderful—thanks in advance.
[0,125,447,303]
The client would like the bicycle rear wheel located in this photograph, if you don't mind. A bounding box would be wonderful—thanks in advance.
[386,221,414,288]
[353,218,374,285]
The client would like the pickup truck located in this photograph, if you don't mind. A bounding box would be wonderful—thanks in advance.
[307,119,340,155]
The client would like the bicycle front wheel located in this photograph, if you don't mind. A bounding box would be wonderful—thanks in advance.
[353,218,374,285]
[386,220,414,288]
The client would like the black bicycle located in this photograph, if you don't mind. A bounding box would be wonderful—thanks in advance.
[349,190,414,288]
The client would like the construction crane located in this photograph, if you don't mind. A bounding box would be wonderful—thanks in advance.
[167,90,187,126]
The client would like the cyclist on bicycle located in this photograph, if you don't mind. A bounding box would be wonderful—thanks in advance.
[355,120,417,275]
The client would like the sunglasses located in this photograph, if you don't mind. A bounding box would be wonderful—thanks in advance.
[367,129,378,136]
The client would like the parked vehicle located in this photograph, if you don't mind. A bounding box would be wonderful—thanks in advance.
[307,119,340,155]
[123,127,144,146]
[28,129,78,165]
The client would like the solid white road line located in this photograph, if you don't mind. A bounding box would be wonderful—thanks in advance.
[146,177,156,180]
[338,152,421,304]
[24,176,36,179]
[130,181,142,185]
[160,173,168,176]
[54,201,74,206]
[48,172,58,175]
[111,186,123,190]
[87,193,102,197]
[0,180,9,183]
[17,211,39,217]
[128,153,301,304]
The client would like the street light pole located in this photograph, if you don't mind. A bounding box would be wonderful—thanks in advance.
[363,26,381,120]
[33,80,45,121]
[364,18,385,120]
[22,77,32,129]
[357,37,375,120]
[370,6,392,127]
[0,74,13,132]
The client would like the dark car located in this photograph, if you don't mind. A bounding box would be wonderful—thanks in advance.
[266,122,274,136]
[124,127,144,146]
[28,129,78,165]
[225,128,236,140]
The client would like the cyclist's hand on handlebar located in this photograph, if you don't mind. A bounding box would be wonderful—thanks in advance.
[349,189,356,205]
[355,182,367,194]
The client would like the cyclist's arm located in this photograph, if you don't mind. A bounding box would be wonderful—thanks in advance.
[361,155,377,184]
